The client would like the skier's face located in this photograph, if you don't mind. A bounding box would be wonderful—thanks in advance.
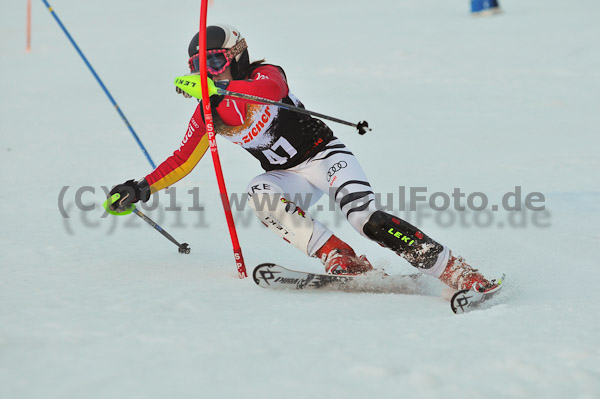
[210,66,233,82]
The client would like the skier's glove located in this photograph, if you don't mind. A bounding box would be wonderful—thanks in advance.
[176,86,192,98]
[107,179,151,213]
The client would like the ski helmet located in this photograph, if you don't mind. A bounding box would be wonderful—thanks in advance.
[187,24,250,79]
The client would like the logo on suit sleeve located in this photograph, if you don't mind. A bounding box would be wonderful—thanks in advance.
[326,161,347,182]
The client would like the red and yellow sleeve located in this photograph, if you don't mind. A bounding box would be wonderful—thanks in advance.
[144,65,287,192]
[144,105,209,193]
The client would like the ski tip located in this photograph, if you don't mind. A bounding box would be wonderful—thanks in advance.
[252,263,277,286]
[450,274,507,314]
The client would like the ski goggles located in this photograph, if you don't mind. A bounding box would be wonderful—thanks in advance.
[188,38,247,75]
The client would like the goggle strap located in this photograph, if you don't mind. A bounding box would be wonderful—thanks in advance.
[226,38,247,61]
[187,38,247,73]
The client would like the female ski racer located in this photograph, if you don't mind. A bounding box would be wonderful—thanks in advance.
[108,24,497,292]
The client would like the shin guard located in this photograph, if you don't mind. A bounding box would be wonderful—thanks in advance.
[363,211,447,272]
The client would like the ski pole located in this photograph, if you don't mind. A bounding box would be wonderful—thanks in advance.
[217,88,372,135]
[197,0,247,278]
[174,74,372,135]
[41,0,156,169]
[103,194,190,254]
[132,208,190,254]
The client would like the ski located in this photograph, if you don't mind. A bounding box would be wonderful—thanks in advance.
[252,263,424,294]
[254,264,506,314]
[450,274,506,314]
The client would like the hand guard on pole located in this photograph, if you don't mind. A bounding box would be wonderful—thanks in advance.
[107,179,150,213]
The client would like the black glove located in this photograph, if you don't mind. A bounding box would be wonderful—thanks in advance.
[175,86,192,98]
[108,179,151,212]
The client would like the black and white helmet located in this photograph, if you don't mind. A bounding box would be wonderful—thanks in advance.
[187,24,250,79]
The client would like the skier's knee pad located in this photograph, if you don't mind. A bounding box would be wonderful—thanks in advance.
[363,211,447,271]
[248,193,314,256]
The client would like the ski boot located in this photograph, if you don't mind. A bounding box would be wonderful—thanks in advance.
[315,235,374,275]
[439,252,498,292]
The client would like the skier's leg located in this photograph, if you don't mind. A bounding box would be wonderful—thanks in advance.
[246,170,332,257]
[295,139,380,235]
[361,211,493,290]
[280,139,378,274]
[247,166,373,275]
[361,210,449,276]
[299,139,493,289]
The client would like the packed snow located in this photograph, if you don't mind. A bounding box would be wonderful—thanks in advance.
[1,0,599,398]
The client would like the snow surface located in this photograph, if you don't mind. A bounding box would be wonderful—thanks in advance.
[1,0,599,398]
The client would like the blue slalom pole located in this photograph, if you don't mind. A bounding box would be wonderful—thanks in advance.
[41,0,156,169]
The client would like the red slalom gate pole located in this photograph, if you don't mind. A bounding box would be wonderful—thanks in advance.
[198,0,247,278]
